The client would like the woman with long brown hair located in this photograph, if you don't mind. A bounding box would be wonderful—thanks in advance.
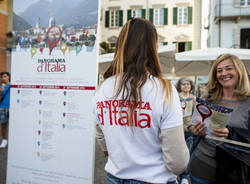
[92,18,189,184]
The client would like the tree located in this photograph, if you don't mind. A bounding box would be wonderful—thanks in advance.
[100,41,114,53]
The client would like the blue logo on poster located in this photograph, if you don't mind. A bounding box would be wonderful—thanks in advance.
[28,37,32,45]
[19,36,25,45]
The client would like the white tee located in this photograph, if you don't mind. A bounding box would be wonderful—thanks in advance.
[92,76,183,183]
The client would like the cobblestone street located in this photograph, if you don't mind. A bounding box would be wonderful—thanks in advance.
[0,147,7,184]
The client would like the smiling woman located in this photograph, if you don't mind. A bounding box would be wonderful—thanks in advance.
[189,53,250,184]
[207,54,249,102]
[216,58,239,90]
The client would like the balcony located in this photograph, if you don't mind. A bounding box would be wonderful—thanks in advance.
[214,3,250,23]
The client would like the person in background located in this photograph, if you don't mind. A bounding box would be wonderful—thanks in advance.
[0,72,11,148]
[93,18,189,184]
[0,72,3,143]
[189,54,250,184]
[175,78,196,184]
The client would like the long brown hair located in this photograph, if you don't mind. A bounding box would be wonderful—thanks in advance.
[103,18,172,124]
[206,53,250,102]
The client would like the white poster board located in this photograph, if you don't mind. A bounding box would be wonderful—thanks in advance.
[7,0,99,183]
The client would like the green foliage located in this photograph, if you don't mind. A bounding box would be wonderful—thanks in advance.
[89,35,96,41]
[100,41,114,53]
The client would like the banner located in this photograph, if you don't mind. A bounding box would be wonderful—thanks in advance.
[7,0,99,183]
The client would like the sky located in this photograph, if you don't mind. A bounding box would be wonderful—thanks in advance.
[13,0,52,14]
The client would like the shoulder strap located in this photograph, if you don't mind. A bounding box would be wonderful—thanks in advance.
[0,85,10,103]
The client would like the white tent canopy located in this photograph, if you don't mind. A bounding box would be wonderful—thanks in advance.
[175,48,250,76]
[98,44,176,75]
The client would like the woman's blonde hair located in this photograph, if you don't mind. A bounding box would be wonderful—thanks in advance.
[103,18,172,124]
[206,53,250,102]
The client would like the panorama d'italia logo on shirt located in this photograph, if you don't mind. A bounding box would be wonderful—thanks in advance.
[97,100,152,128]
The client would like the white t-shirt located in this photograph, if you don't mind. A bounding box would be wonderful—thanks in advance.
[92,76,183,183]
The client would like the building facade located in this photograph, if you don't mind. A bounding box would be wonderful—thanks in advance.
[208,0,250,48]
[0,0,8,71]
[0,0,13,72]
[99,0,202,53]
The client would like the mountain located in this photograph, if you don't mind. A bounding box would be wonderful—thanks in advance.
[13,12,32,31]
[19,0,68,27]
[52,0,84,8]
[16,0,98,28]
[57,0,98,27]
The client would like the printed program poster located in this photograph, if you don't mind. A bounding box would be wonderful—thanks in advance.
[7,0,99,183]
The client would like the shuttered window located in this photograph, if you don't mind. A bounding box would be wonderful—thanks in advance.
[142,9,146,18]
[173,8,177,25]
[178,7,188,25]
[154,8,164,26]
[108,9,123,28]
[105,11,109,28]
[149,8,154,23]
[132,9,142,17]
[128,9,145,20]
[188,41,192,50]
[110,9,119,28]
[177,42,192,52]
[164,8,168,25]
[174,7,192,25]
[127,9,131,20]
[188,7,192,24]
[119,10,123,27]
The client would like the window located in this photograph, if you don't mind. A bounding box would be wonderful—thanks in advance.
[132,9,142,18]
[178,8,188,25]
[149,8,168,25]
[177,42,192,52]
[240,0,250,6]
[240,28,250,49]
[178,42,186,52]
[173,7,192,25]
[105,10,123,28]
[110,9,119,27]
[110,43,116,48]
[154,8,164,26]
[127,9,145,20]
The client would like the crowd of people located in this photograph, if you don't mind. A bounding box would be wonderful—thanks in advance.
[93,18,250,184]
[0,17,249,184]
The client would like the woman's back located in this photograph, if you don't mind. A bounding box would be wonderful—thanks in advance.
[93,18,189,184]
[93,76,183,183]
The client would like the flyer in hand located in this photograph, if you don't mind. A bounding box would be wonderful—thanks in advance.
[191,97,233,135]
[180,97,193,117]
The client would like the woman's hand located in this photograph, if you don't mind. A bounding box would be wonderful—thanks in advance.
[0,86,4,92]
[211,128,229,138]
[192,121,206,136]
[193,96,197,103]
